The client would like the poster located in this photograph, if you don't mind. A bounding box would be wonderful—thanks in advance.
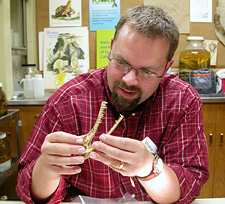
[49,0,82,27]
[144,0,190,34]
[96,29,115,69]
[43,27,89,89]
[190,0,212,22]
[89,0,120,31]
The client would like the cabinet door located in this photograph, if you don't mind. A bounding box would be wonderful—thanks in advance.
[0,120,18,158]
[198,104,216,198]
[213,104,225,197]
[8,106,43,153]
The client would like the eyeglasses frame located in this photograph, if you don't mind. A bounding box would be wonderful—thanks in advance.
[108,54,168,81]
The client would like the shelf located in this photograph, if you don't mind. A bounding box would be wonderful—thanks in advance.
[0,110,19,127]
[11,47,27,56]
[0,158,19,186]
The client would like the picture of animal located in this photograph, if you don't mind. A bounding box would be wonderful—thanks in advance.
[55,0,75,18]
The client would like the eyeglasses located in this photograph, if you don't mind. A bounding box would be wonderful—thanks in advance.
[108,54,166,83]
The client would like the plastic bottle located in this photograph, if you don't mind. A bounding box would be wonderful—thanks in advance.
[179,36,210,83]
[24,75,34,99]
[0,132,12,172]
[34,74,45,98]
[0,83,7,117]
[22,64,38,78]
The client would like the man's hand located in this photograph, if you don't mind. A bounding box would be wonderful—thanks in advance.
[89,134,154,178]
[31,131,86,202]
[40,131,86,175]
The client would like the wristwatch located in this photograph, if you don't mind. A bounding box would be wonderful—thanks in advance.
[138,154,163,181]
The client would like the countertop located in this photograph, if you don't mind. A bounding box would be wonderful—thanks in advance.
[0,198,225,204]
[7,92,225,106]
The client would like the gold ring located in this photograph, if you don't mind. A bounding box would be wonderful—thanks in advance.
[119,161,124,170]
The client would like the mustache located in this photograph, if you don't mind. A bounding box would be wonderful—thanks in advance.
[115,81,141,93]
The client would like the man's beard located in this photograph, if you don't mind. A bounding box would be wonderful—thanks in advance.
[111,81,142,112]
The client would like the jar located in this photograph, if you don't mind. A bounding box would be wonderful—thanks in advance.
[0,83,7,117]
[0,132,12,173]
[179,36,210,83]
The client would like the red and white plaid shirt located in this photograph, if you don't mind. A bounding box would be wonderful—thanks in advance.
[16,67,209,204]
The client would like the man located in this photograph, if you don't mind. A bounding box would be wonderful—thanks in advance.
[16,5,209,204]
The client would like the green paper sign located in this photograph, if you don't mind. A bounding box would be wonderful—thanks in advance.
[96,29,115,69]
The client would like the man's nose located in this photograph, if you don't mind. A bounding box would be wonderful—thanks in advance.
[122,68,139,86]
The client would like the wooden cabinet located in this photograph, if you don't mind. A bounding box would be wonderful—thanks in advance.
[0,106,43,200]
[199,103,225,198]
[7,105,43,154]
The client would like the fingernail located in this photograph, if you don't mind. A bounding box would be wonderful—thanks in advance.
[77,157,84,163]
[99,135,106,141]
[76,138,83,144]
[90,152,96,159]
[78,147,85,154]
[92,142,99,149]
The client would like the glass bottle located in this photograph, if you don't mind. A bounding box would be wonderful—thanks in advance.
[0,83,7,117]
[179,36,210,83]
[0,132,12,173]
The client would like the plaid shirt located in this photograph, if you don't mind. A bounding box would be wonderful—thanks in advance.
[16,67,209,204]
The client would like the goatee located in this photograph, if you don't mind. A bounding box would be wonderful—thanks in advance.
[111,81,142,112]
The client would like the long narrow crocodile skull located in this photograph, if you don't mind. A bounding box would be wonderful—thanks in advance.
[83,101,124,159]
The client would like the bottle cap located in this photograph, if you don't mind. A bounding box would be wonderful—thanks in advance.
[187,36,204,41]
[35,74,42,78]
[22,64,36,67]
[0,132,6,139]
[25,75,31,78]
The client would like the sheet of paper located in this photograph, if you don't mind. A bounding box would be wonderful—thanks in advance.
[190,0,212,22]
[49,0,82,27]
[43,27,89,89]
[203,40,218,66]
[144,0,190,34]
[96,29,115,69]
[38,32,44,71]
[89,0,120,31]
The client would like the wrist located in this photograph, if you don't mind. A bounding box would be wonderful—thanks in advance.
[137,154,163,181]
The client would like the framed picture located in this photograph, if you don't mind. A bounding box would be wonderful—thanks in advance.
[43,27,89,89]
[49,0,82,27]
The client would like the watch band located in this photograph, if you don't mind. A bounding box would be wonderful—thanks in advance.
[137,154,163,181]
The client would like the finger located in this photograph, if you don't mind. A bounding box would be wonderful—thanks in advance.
[41,142,86,156]
[46,132,83,145]
[46,154,85,166]
[90,151,121,169]
[92,141,133,163]
[49,164,82,175]
[99,134,142,152]
[90,152,133,176]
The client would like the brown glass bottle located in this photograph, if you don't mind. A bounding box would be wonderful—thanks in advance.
[0,83,7,117]
[0,132,12,172]
[179,36,210,83]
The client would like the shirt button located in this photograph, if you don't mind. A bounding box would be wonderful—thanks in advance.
[132,113,135,116]
[131,194,135,198]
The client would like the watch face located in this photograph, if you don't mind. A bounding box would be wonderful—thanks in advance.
[154,155,163,174]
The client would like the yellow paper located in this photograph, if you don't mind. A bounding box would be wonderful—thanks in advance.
[96,29,115,69]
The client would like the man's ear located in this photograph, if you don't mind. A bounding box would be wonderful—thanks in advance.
[165,59,174,74]
[110,37,114,49]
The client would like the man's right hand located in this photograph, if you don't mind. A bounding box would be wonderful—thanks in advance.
[40,131,86,175]
[31,131,85,202]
